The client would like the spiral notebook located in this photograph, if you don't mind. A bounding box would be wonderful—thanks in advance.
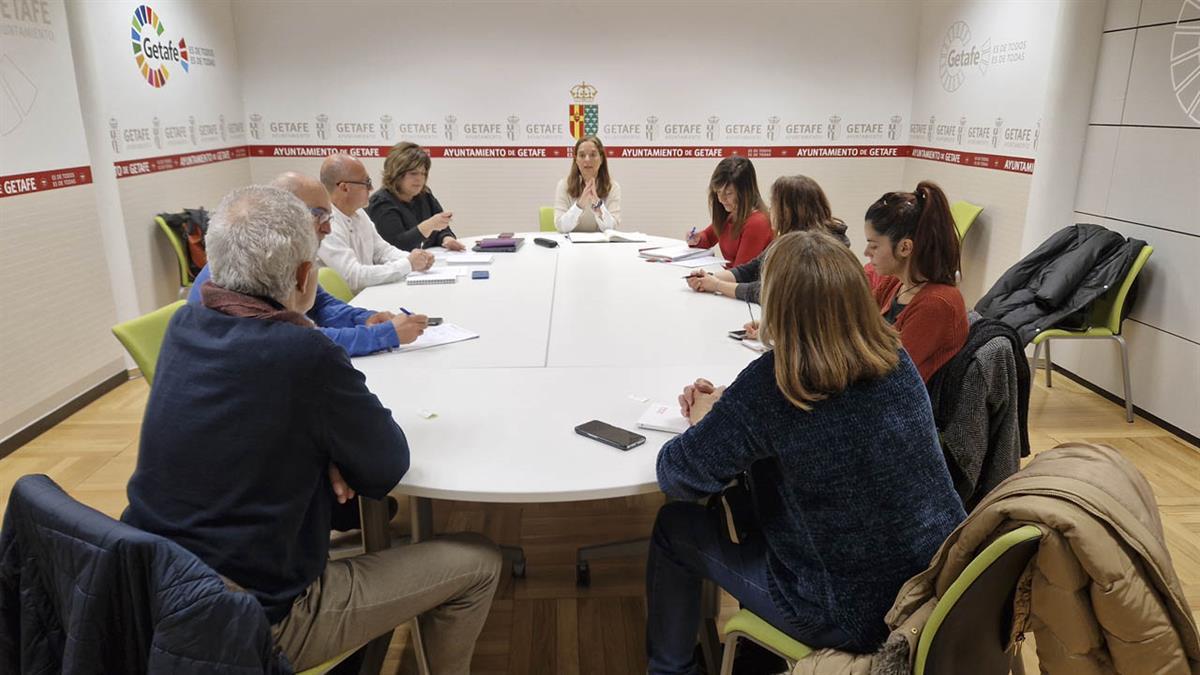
[406,270,458,286]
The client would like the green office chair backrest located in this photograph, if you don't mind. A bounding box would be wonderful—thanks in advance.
[949,201,983,242]
[111,300,187,386]
[318,267,354,303]
[155,216,193,287]
[539,206,556,232]
[914,525,1042,675]
[1088,245,1153,335]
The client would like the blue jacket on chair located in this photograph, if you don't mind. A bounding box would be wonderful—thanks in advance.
[0,474,291,674]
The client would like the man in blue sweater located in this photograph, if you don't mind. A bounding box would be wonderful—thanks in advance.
[186,172,428,356]
[125,185,501,673]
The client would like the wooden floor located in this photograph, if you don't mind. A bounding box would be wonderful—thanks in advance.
[2,370,1197,674]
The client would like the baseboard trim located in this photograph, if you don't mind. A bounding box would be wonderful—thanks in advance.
[1050,364,1200,449]
[0,370,131,460]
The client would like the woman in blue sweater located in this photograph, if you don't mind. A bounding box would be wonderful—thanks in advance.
[647,231,965,673]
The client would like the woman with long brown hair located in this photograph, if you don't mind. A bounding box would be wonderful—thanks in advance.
[366,141,466,251]
[686,174,848,300]
[554,135,621,233]
[646,232,964,672]
[685,156,773,268]
[863,180,968,382]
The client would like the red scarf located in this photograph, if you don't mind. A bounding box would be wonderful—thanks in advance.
[199,281,313,328]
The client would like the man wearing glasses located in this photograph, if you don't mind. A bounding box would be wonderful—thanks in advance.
[188,172,428,357]
[319,153,435,294]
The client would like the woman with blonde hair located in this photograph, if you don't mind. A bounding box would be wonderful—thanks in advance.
[554,135,621,233]
[686,174,848,301]
[646,231,964,672]
[367,141,465,251]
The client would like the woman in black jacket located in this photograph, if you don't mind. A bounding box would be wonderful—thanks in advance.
[366,142,465,251]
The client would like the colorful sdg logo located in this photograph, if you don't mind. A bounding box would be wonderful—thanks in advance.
[130,5,188,88]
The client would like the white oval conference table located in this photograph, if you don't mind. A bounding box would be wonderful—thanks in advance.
[348,232,758,672]
[350,232,762,507]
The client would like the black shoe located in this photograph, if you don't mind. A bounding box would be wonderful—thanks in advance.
[330,495,399,532]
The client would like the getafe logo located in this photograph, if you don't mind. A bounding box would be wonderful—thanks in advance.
[506,114,520,142]
[887,115,903,141]
[569,81,598,140]
[151,115,161,149]
[767,116,779,141]
[645,116,658,142]
[109,117,121,153]
[444,115,457,141]
[939,21,990,92]
[705,116,720,142]
[130,5,189,88]
[993,117,1004,148]
[315,114,329,140]
[827,115,842,141]
[379,114,393,141]
[249,113,262,140]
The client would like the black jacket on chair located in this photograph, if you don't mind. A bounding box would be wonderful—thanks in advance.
[974,223,1146,344]
[0,474,290,674]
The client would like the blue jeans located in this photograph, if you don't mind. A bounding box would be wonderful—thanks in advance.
[645,502,851,675]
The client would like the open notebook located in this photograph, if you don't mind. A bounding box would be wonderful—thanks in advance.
[638,245,711,262]
[568,230,647,243]
[394,323,479,353]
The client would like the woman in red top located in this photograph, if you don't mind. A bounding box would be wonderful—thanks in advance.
[685,157,773,268]
[863,181,968,382]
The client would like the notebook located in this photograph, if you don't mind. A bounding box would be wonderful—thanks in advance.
[444,252,494,265]
[406,270,458,286]
[741,338,768,353]
[394,323,480,353]
[636,402,690,435]
[569,230,647,243]
[473,237,524,252]
[638,245,711,262]
[670,255,723,269]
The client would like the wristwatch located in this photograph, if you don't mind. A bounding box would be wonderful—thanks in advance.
[591,199,603,210]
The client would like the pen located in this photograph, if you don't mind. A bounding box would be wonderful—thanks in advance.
[746,300,756,324]
[682,272,713,278]
[399,307,412,316]
[688,226,697,241]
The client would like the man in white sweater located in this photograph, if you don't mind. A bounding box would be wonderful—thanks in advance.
[319,153,434,293]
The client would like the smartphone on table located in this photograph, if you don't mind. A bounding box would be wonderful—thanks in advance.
[574,420,646,451]
[727,329,747,340]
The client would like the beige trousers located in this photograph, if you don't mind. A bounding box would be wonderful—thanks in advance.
[272,532,502,673]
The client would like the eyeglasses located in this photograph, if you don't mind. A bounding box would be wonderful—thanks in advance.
[339,178,373,190]
[310,207,331,225]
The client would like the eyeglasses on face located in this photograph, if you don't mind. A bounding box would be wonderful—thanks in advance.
[310,207,331,225]
[339,178,373,190]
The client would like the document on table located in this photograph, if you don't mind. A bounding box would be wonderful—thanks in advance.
[405,270,458,285]
[637,402,690,435]
[394,323,480,352]
[669,256,723,269]
[444,252,494,264]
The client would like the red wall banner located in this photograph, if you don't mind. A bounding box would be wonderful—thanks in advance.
[0,166,93,199]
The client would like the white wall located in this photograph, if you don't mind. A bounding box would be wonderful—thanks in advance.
[0,0,124,442]
[233,0,922,238]
[67,0,249,316]
[1051,0,1200,436]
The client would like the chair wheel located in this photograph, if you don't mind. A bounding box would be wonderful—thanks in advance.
[511,558,526,578]
[576,561,591,586]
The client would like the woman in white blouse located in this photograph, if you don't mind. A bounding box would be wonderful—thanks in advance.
[554,135,622,233]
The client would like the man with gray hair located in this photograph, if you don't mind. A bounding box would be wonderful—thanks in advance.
[123,185,502,674]
[186,172,428,356]
[319,153,435,293]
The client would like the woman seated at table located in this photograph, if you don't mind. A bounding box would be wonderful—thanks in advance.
[686,174,847,300]
[646,231,965,673]
[366,141,465,251]
[863,181,968,382]
[684,156,773,269]
[554,135,621,233]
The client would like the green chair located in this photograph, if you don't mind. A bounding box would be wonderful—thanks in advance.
[950,201,983,242]
[318,266,355,303]
[1030,245,1153,423]
[539,205,556,232]
[155,215,194,293]
[296,650,357,675]
[111,300,187,386]
[719,525,1042,675]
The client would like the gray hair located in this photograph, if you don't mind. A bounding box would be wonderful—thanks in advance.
[206,185,317,304]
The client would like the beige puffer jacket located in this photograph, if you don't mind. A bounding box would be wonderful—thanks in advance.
[794,442,1200,675]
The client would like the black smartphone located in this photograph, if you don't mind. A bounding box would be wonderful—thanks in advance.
[727,329,747,340]
[574,420,646,451]
[426,317,443,326]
